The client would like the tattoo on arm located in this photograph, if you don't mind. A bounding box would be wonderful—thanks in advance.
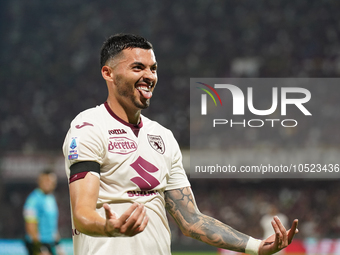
[165,187,249,252]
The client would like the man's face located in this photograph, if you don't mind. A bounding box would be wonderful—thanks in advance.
[109,48,158,111]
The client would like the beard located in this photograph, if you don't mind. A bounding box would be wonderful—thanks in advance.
[114,75,150,110]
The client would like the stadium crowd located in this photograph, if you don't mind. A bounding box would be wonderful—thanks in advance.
[1,179,340,248]
[1,0,340,152]
[1,0,340,250]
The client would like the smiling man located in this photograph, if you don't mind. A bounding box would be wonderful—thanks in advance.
[63,33,298,255]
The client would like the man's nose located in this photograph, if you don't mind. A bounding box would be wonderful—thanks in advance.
[143,69,157,83]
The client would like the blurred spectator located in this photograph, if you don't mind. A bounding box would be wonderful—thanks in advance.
[23,170,65,255]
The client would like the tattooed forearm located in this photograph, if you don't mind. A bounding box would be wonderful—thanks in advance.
[191,215,248,252]
[165,187,198,232]
[165,187,249,252]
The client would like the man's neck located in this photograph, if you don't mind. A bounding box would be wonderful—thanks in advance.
[106,99,141,125]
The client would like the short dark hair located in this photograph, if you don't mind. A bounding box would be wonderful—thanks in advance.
[100,33,153,67]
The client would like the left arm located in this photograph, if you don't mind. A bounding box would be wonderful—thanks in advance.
[165,186,249,252]
[165,186,298,255]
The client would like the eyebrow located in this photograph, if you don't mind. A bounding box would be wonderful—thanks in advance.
[131,61,158,67]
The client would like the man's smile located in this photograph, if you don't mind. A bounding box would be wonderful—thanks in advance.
[136,84,153,99]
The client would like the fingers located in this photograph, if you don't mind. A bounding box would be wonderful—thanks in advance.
[104,203,117,220]
[119,203,147,234]
[271,216,288,249]
[271,217,299,252]
[287,219,299,243]
[105,202,148,237]
[131,209,149,235]
[104,203,111,219]
[260,217,298,255]
[119,202,140,222]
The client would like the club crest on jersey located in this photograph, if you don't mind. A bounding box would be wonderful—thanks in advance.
[147,134,165,154]
[108,137,137,155]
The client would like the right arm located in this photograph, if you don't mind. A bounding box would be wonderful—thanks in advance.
[69,171,148,237]
[25,221,40,242]
[24,199,48,255]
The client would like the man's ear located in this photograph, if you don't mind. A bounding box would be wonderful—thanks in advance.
[101,66,114,82]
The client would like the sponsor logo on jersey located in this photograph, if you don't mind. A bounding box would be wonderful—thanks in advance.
[68,154,78,160]
[127,190,159,197]
[75,122,94,129]
[130,156,160,191]
[147,134,165,154]
[108,137,137,154]
[108,129,127,135]
[68,137,79,160]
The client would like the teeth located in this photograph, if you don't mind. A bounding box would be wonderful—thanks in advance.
[137,86,151,92]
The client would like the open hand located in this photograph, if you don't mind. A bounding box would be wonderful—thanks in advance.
[103,203,149,237]
[259,217,298,255]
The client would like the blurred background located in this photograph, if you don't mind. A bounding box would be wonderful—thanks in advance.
[1,0,340,254]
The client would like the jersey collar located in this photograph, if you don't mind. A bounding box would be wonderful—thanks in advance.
[104,101,143,137]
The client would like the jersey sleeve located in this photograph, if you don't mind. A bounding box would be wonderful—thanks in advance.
[23,193,38,223]
[165,131,191,191]
[62,112,104,178]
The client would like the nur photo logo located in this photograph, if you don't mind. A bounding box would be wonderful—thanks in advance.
[196,81,312,128]
[196,82,222,115]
